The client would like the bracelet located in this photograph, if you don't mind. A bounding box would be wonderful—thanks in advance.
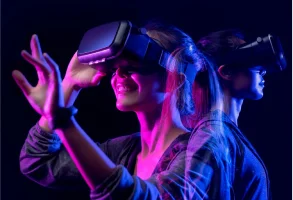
[48,106,78,130]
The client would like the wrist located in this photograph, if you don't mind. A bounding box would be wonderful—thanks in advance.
[62,77,81,92]
[62,78,81,107]
[38,79,80,131]
[39,116,53,132]
[48,106,78,130]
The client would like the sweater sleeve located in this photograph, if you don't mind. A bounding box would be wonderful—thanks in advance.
[19,123,109,190]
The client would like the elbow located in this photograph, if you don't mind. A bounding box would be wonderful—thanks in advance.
[19,156,33,175]
[19,157,57,188]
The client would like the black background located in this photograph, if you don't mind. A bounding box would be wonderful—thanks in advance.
[2,0,292,199]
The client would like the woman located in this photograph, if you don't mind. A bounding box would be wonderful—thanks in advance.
[185,29,271,199]
[15,21,201,199]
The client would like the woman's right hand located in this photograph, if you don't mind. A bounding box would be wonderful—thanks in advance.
[63,52,107,90]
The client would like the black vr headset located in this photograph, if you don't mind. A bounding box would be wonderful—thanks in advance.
[77,20,197,83]
[214,34,287,72]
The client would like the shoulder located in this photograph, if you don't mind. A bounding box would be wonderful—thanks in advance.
[190,110,242,149]
[190,119,238,151]
[188,111,243,168]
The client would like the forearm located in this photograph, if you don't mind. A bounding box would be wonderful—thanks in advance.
[39,79,81,132]
[55,117,116,190]
[19,123,87,189]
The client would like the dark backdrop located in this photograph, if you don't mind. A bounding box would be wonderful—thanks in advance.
[2,0,292,199]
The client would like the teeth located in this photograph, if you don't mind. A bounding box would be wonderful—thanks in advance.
[118,86,131,92]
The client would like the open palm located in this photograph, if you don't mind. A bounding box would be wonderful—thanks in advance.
[12,35,64,119]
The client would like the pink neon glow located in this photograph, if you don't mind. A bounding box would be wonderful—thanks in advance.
[79,48,111,64]
[134,68,186,180]
[89,58,106,65]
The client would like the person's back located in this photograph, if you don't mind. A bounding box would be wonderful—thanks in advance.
[186,29,273,199]
[190,110,270,199]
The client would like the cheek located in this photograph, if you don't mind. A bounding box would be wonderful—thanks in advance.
[236,74,263,96]
[233,75,251,90]
[249,74,262,88]
[131,74,158,91]
[132,75,164,99]
[255,74,263,83]
[110,77,116,91]
[235,71,257,88]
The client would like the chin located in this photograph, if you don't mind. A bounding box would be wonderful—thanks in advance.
[114,93,139,111]
[249,92,264,100]
[116,100,138,112]
[253,95,263,100]
[116,105,133,112]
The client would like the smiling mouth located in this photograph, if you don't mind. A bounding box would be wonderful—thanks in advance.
[116,85,138,95]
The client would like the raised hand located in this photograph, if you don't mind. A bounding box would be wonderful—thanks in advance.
[12,34,64,121]
[63,52,106,89]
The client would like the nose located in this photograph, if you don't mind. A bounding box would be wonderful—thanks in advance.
[260,70,267,77]
[116,68,128,79]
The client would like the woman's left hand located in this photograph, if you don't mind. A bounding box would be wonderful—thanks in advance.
[12,34,64,126]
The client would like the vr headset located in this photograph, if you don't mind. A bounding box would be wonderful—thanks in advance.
[214,34,287,72]
[77,20,197,83]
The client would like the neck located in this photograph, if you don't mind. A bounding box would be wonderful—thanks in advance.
[214,89,243,126]
[135,96,188,158]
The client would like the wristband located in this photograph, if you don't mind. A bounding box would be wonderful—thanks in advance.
[49,106,78,130]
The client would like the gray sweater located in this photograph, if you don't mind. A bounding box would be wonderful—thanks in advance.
[19,110,271,199]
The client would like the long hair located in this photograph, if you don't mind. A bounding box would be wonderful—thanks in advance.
[144,21,200,127]
[191,52,223,125]
[190,29,246,192]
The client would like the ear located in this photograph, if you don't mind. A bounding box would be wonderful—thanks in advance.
[218,65,232,81]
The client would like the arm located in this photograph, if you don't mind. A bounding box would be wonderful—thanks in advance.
[54,117,116,190]
[20,123,86,189]
[16,35,215,199]
[16,35,107,189]
[88,134,216,200]
[18,52,109,189]
[38,79,80,132]
[19,79,84,189]
[49,118,227,199]
[19,122,112,190]
[20,116,132,190]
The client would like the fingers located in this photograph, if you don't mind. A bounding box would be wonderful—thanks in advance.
[91,72,106,86]
[30,34,44,59]
[43,53,65,108]
[43,53,62,82]
[21,50,50,75]
[68,51,86,69]
[12,70,32,96]
[68,51,81,68]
